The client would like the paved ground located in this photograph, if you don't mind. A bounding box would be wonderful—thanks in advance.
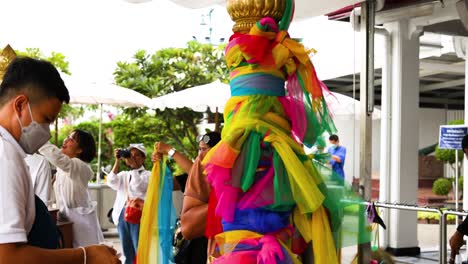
[103,223,463,263]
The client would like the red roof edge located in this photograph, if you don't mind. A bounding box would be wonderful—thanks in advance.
[325,3,361,20]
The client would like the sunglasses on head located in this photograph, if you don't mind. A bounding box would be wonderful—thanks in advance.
[196,134,211,144]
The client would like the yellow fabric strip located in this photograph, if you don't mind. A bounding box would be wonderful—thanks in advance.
[293,207,339,264]
[137,156,164,264]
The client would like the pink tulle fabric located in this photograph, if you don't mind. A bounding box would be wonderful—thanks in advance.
[257,235,285,263]
[238,167,275,210]
[205,165,239,222]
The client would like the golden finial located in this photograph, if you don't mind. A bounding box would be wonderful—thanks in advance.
[0,45,17,81]
[226,0,286,33]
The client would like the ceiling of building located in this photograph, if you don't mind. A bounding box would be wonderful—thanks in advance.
[323,52,465,110]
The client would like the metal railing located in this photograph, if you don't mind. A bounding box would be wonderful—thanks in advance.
[441,210,468,263]
[357,201,468,264]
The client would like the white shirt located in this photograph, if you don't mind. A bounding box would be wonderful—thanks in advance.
[25,154,52,206]
[107,166,150,225]
[39,142,94,212]
[0,126,35,244]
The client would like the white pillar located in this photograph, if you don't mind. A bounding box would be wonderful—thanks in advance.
[462,37,468,211]
[378,28,392,249]
[385,19,421,255]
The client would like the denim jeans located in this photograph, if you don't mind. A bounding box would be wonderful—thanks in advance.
[117,208,140,264]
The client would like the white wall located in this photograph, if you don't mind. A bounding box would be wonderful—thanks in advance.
[418,108,447,149]
[330,108,453,182]
[330,116,381,184]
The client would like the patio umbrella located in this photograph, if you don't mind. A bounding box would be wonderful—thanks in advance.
[325,92,381,120]
[61,74,152,183]
[151,80,379,129]
[151,79,230,131]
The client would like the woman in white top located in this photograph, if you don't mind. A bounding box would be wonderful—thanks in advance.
[39,129,104,247]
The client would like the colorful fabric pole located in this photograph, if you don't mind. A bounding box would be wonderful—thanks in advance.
[204,0,370,262]
[137,157,176,264]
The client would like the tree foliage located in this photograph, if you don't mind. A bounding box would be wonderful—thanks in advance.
[435,119,465,165]
[113,41,228,159]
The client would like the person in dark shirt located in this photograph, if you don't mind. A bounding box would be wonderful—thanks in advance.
[449,134,468,263]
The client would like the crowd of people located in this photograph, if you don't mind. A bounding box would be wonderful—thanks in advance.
[0,57,119,263]
[0,56,227,264]
[2,55,468,264]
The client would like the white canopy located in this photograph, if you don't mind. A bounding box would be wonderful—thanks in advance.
[59,74,152,183]
[169,0,362,20]
[151,79,230,112]
[325,91,381,120]
[61,74,152,107]
[151,79,379,119]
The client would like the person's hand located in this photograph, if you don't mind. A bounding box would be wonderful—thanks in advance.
[449,230,464,259]
[85,245,121,264]
[151,152,163,163]
[114,149,121,160]
[155,142,172,155]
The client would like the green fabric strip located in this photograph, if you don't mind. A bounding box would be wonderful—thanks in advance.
[240,132,262,191]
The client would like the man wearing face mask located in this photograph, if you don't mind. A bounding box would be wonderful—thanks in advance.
[328,134,346,179]
[107,144,150,264]
[0,57,119,263]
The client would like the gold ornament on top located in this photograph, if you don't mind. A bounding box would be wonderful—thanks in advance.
[226,0,286,33]
[0,45,17,81]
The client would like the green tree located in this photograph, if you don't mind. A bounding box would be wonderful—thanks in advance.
[17,48,71,75]
[113,41,228,159]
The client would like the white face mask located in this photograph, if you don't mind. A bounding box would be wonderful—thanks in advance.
[15,103,51,154]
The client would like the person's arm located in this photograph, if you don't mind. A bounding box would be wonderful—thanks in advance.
[331,147,346,164]
[34,157,52,205]
[450,217,468,261]
[180,155,210,239]
[38,142,74,173]
[155,142,193,173]
[0,157,119,263]
[180,196,208,240]
[107,150,125,191]
[0,243,120,264]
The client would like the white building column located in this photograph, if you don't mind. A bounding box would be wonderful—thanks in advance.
[459,37,468,210]
[378,28,391,249]
[385,19,421,256]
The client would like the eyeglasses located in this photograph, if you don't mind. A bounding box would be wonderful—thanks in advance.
[196,134,211,144]
[65,135,77,143]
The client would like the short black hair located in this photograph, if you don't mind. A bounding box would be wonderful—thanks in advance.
[205,131,221,148]
[72,129,96,163]
[462,134,468,153]
[0,57,70,106]
[329,134,339,141]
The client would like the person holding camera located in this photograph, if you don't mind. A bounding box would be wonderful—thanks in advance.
[107,144,150,264]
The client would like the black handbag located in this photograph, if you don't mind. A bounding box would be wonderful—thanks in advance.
[173,219,191,263]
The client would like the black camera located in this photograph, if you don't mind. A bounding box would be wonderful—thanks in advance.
[117,149,131,159]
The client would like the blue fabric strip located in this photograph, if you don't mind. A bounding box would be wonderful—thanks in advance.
[231,74,285,96]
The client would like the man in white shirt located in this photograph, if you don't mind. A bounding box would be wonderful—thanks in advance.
[107,143,150,264]
[25,153,52,206]
[0,56,119,263]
